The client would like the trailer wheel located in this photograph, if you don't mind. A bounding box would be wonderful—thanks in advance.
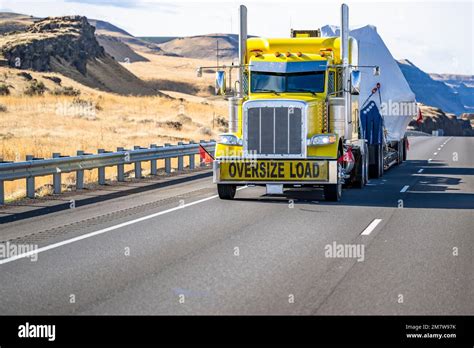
[402,136,408,161]
[217,184,236,200]
[369,144,384,179]
[397,140,403,164]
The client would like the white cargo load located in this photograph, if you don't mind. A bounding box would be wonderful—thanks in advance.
[321,25,417,141]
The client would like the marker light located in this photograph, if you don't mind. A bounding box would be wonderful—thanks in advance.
[296,52,302,57]
[275,52,281,57]
[286,52,291,57]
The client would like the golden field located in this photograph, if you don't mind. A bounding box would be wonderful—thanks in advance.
[0,55,230,202]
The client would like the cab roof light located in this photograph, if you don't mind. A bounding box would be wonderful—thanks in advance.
[296,52,302,57]
[286,51,292,57]
[275,51,281,57]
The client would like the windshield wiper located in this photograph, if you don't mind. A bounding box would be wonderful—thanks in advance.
[287,89,318,95]
[254,89,281,95]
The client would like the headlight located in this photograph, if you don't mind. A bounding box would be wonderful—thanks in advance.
[308,134,337,146]
[218,134,243,146]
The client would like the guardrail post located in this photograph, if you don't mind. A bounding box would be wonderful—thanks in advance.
[98,149,106,185]
[52,153,61,194]
[76,150,84,190]
[117,147,125,182]
[150,144,159,175]
[26,155,35,199]
[0,180,4,205]
[134,146,142,179]
[164,143,171,174]
[189,141,195,169]
[177,142,184,171]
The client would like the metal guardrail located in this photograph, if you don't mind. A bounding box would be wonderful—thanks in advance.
[0,140,216,205]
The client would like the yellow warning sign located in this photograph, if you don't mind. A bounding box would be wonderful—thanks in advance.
[219,160,329,181]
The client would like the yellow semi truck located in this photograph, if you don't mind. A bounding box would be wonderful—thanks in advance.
[200,4,416,201]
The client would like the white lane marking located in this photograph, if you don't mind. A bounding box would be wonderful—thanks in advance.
[400,185,409,193]
[0,187,248,266]
[434,152,438,155]
[437,148,441,151]
[417,168,424,173]
[361,219,382,236]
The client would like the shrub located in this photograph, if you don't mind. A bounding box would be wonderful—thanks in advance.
[199,126,212,136]
[17,72,33,81]
[52,86,80,96]
[43,75,62,85]
[24,80,46,96]
[0,83,10,95]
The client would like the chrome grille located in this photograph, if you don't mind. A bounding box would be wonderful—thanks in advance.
[245,105,303,156]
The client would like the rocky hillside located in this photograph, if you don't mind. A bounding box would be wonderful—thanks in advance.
[157,34,240,61]
[408,104,474,136]
[0,16,161,95]
[397,59,469,115]
[430,73,474,113]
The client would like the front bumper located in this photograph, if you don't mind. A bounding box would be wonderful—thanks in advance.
[213,159,338,185]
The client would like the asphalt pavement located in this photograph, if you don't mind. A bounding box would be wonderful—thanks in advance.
[0,136,472,315]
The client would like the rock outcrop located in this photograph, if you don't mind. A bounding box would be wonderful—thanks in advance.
[0,16,104,74]
[0,16,162,96]
[409,104,474,136]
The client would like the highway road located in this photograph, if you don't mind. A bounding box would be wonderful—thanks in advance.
[0,136,472,315]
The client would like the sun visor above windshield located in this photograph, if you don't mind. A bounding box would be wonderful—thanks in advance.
[250,61,327,73]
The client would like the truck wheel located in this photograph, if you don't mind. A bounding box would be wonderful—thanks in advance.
[217,184,236,200]
[324,162,342,201]
[353,145,368,189]
[379,144,384,177]
[402,136,408,161]
[369,144,383,179]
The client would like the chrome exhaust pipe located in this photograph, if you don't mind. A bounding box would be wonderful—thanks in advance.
[238,5,247,98]
[340,4,350,140]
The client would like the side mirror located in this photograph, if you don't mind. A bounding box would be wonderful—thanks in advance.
[215,70,226,95]
[373,66,380,76]
[196,68,202,78]
[350,70,361,95]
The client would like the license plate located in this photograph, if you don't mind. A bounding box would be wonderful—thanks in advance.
[219,160,329,181]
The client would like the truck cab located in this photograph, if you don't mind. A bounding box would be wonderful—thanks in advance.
[213,30,363,201]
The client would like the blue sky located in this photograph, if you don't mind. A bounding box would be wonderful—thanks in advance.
[1,0,472,75]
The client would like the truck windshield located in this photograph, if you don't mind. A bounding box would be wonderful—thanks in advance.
[251,71,325,94]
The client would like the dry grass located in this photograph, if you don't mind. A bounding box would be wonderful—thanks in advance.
[0,59,228,201]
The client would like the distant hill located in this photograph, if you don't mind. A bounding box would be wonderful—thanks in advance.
[87,19,167,61]
[397,59,469,115]
[0,16,162,96]
[157,34,240,61]
[0,13,167,63]
[429,73,474,113]
[0,12,38,34]
[139,36,179,45]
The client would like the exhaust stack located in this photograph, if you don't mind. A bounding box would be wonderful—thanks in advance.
[238,5,247,97]
[340,3,350,140]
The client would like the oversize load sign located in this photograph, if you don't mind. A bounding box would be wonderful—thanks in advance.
[220,160,329,181]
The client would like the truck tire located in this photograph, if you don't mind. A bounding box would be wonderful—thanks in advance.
[397,139,403,164]
[353,144,368,188]
[324,160,342,201]
[217,184,236,200]
[369,144,384,179]
[402,136,408,161]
